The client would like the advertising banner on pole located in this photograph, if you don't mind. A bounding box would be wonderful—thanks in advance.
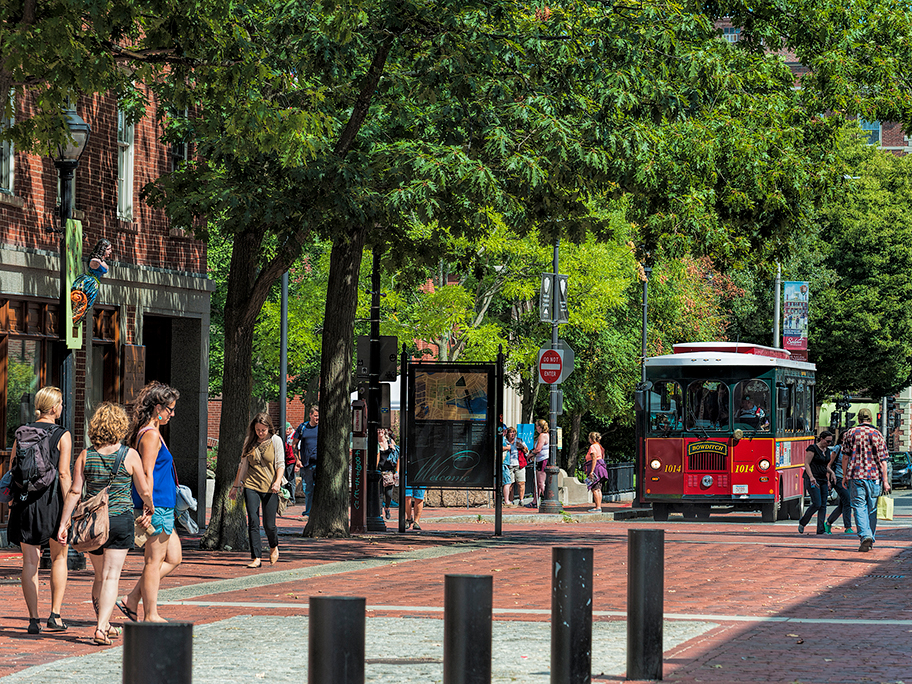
[407,364,496,488]
[783,281,809,362]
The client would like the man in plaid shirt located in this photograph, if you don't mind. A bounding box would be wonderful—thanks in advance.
[841,408,892,552]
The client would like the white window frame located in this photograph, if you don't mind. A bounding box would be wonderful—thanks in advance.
[723,27,741,43]
[117,107,135,220]
[1,92,13,194]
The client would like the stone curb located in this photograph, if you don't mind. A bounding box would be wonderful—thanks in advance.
[425,508,654,524]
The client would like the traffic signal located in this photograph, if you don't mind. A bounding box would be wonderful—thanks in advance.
[887,396,897,413]
[829,412,839,430]
[845,412,856,428]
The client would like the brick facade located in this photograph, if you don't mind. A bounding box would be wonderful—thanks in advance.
[1,85,213,534]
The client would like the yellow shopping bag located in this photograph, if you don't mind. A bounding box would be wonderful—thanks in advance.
[876,494,893,521]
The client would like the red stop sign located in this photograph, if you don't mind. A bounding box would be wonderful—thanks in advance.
[539,349,563,384]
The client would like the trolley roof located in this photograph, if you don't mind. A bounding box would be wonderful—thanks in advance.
[646,342,815,371]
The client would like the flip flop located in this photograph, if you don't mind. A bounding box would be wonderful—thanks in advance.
[115,599,138,621]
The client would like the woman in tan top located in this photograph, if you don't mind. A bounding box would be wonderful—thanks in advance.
[229,413,284,568]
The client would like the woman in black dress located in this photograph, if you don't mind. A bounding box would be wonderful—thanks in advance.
[8,386,73,634]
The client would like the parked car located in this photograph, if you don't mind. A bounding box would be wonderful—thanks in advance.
[891,452,911,488]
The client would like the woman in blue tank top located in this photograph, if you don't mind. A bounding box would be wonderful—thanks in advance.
[116,382,182,623]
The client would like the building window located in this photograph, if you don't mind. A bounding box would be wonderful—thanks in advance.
[723,27,741,43]
[860,120,881,146]
[117,107,135,220]
[1,96,13,194]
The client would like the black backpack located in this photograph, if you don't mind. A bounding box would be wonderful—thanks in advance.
[12,422,64,493]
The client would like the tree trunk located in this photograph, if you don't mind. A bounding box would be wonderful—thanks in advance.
[201,230,266,550]
[304,224,367,538]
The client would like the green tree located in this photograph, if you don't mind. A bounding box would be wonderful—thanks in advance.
[147,1,912,544]
[812,131,912,396]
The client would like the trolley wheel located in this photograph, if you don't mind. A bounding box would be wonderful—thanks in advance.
[695,505,711,521]
[787,496,804,520]
[776,500,790,520]
[652,503,669,522]
[761,500,779,523]
[682,506,698,519]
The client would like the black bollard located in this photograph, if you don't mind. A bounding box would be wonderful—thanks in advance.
[551,547,594,684]
[443,574,492,684]
[123,621,193,684]
[626,529,664,681]
[308,596,365,684]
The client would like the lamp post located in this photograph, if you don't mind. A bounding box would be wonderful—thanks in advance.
[53,110,91,434]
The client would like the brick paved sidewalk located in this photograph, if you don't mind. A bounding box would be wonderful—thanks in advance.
[1,501,910,682]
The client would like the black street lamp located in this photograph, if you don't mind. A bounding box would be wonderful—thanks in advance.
[52,109,91,433]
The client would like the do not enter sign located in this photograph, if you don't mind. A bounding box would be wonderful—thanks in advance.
[538,349,563,384]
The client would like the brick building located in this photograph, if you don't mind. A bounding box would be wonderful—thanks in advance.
[0,86,213,540]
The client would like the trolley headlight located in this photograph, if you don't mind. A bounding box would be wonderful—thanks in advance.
[649,459,662,470]
[758,459,771,471]
[701,475,713,488]
[733,429,744,440]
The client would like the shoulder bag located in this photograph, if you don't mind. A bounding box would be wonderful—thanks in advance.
[69,445,128,552]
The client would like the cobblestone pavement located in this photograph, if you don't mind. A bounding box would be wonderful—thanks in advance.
[0,615,715,683]
[1,499,910,683]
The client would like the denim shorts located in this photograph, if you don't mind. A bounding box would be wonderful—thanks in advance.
[405,487,425,500]
[150,506,175,535]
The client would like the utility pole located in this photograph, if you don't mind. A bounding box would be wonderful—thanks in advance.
[539,240,563,514]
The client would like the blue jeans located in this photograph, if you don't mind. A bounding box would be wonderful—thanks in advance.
[849,479,881,542]
[302,464,317,517]
[827,479,852,529]
[799,478,828,533]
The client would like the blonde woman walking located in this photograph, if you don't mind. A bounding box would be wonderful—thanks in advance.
[8,387,72,634]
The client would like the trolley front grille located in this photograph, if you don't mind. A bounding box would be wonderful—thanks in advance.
[687,452,726,471]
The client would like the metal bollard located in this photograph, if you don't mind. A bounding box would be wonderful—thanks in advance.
[123,621,193,684]
[626,529,664,681]
[308,596,365,684]
[551,547,594,684]
[444,574,493,684]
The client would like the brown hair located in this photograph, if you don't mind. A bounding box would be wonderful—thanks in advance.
[588,431,601,443]
[127,381,180,447]
[89,402,129,447]
[242,412,275,463]
[535,419,549,433]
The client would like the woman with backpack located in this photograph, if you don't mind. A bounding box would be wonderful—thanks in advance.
[56,402,154,645]
[8,386,73,634]
[116,382,182,623]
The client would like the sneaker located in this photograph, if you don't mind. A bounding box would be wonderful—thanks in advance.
[843,527,854,534]
[525,502,537,508]
[412,522,422,531]
[859,537,874,552]
[824,522,832,534]
[384,508,390,520]
[588,508,602,513]
[798,524,805,534]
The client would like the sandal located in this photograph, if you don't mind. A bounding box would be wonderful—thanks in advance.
[106,625,122,639]
[46,613,68,632]
[27,617,42,635]
[115,598,138,621]
[93,628,113,646]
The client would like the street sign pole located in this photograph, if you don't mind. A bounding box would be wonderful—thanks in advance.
[540,240,563,514]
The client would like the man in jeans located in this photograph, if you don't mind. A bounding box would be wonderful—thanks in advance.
[292,406,319,519]
[841,408,892,552]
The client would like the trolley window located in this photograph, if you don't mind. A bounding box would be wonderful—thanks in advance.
[648,381,683,433]
[685,380,730,431]
[733,380,771,431]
